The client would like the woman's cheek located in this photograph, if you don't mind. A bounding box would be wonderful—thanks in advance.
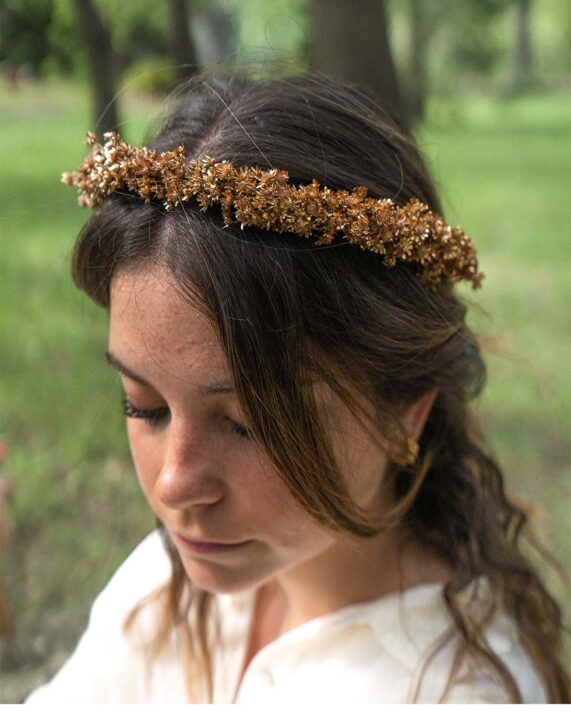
[126,422,163,497]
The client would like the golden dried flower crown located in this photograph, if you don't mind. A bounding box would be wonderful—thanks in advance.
[62,132,483,288]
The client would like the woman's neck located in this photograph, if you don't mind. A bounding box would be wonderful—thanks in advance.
[235,529,453,697]
[271,528,453,633]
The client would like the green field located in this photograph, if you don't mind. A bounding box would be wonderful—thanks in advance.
[1,81,569,700]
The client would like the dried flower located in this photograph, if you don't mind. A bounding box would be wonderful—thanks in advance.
[62,132,484,288]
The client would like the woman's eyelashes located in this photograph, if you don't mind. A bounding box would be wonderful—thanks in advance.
[123,397,170,427]
[121,397,250,439]
[229,420,251,440]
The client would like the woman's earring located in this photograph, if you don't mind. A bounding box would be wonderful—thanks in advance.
[403,436,419,465]
[392,435,419,466]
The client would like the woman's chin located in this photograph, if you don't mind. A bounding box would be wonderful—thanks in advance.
[179,554,268,595]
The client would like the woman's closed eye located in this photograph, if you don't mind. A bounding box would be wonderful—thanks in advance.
[228,419,251,440]
[123,397,170,427]
[122,397,251,440]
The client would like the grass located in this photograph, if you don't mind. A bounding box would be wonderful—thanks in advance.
[421,97,571,554]
[0,83,159,697]
[1,80,569,699]
[420,97,571,607]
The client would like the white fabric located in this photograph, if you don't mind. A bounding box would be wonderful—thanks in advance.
[25,531,547,704]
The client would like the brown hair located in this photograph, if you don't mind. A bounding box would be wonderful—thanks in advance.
[72,73,569,702]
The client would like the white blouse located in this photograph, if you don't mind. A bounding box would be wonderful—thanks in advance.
[25,531,547,705]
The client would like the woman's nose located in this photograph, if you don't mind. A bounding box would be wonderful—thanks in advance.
[154,424,224,510]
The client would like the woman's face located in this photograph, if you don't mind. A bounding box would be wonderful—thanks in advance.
[108,266,391,595]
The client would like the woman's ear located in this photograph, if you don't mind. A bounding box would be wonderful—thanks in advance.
[404,389,438,440]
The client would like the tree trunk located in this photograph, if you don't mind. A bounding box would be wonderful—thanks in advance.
[311,0,404,125]
[167,0,199,84]
[194,0,238,66]
[71,0,119,136]
[513,0,532,93]
[404,0,428,125]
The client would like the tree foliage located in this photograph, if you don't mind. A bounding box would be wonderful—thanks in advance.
[1,0,568,95]
[1,0,169,77]
[0,0,55,74]
[390,0,570,97]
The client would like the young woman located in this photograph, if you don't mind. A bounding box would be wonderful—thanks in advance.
[26,74,569,704]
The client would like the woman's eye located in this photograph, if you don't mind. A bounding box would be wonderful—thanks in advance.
[227,418,251,440]
[123,397,249,439]
[122,397,170,427]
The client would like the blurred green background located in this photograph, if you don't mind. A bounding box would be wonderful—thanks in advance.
[1,0,570,703]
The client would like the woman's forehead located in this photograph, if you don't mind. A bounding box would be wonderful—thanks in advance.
[110,265,213,333]
[108,267,228,385]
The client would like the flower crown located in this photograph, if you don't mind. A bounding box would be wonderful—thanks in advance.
[62,132,483,288]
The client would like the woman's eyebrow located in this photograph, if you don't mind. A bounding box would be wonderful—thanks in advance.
[104,351,235,395]
[105,351,149,385]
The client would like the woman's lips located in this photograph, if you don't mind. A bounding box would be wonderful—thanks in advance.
[173,532,252,556]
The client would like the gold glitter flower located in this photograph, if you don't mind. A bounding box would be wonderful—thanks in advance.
[62,132,484,289]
